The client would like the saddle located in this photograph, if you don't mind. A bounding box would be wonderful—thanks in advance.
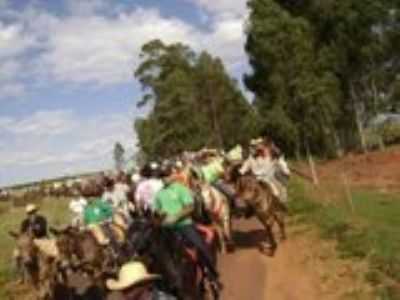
[33,238,59,258]
[88,221,125,247]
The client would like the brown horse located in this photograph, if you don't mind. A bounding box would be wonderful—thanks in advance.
[224,164,286,256]
[10,231,40,286]
[9,231,64,300]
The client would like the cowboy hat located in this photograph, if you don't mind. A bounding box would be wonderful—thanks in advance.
[250,138,263,146]
[226,145,243,162]
[106,262,160,291]
[131,173,141,184]
[26,204,38,214]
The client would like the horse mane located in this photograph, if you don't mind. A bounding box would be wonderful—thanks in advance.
[229,163,243,184]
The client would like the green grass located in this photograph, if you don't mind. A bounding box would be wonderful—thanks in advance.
[0,197,70,298]
[289,179,400,299]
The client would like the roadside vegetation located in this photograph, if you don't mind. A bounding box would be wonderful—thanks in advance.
[289,178,400,300]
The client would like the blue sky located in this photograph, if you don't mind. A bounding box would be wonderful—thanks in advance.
[0,0,249,187]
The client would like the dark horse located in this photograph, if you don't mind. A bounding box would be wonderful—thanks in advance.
[126,215,219,300]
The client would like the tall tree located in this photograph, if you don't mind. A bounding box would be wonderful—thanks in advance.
[245,0,341,157]
[113,142,125,171]
[134,40,257,158]
[245,0,400,156]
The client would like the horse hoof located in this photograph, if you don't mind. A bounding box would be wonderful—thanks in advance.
[226,243,236,253]
[259,245,275,256]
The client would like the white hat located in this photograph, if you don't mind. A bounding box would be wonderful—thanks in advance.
[106,262,160,291]
[250,138,263,146]
[26,204,38,214]
[226,145,243,162]
[175,160,183,169]
[131,173,141,184]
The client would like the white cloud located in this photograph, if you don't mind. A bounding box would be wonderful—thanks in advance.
[0,110,76,136]
[0,21,36,99]
[64,0,109,16]
[0,22,36,58]
[0,1,249,95]
[37,7,247,85]
[37,9,197,84]
[189,0,247,18]
[0,109,135,185]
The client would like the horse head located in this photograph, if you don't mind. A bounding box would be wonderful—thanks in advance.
[10,231,38,268]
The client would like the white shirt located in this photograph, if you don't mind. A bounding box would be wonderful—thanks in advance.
[240,155,275,179]
[69,197,88,215]
[102,183,130,209]
[135,178,164,210]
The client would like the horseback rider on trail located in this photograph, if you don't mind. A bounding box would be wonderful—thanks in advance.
[153,163,222,289]
[240,137,291,203]
[20,204,48,238]
[194,151,239,213]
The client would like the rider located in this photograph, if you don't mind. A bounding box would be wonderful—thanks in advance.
[240,137,289,202]
[106,261,177,300]
[111,173,132,216]
[135,163,164,214]
[195,150,238,212]
[83,184,113,226]
[153,163,221,288]
[20,204,48,238]
[69,188,88,228]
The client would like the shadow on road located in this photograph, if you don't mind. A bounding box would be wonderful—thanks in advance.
[232,229,266,250]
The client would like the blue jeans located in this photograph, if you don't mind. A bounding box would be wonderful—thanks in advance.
[177,225,218,281]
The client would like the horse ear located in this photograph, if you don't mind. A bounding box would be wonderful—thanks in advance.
[8,231,19,239]
[50,226,61,236]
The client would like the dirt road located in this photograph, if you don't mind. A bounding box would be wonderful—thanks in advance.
[219,218,371,300]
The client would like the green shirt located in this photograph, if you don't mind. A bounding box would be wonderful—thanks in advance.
[200,158,224,183]
[153,182,194,229]
[84,198,113,226]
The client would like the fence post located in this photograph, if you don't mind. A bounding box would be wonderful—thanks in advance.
[306,143,319,186]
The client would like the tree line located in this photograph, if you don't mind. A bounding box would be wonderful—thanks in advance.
[133,0,400,160]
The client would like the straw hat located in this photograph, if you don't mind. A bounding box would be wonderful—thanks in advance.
[106,262,160,291]
[250,138,263,146]
[26,204,38,214]
[131,173,141,184]
[226,145,243,162]
[150,162,159,170]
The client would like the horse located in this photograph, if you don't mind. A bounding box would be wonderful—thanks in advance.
[9,231,67,300]
[126,215,220,300]
[50,213,134,295]
[187,169,234,254]
[9,231,40,286]
[224,163,287,256]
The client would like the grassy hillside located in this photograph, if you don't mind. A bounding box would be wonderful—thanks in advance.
[289,178,400,299]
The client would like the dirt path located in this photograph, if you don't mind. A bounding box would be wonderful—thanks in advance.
[220,218,372,300]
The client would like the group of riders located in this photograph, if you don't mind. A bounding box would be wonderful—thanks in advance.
[11,136,291,300]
